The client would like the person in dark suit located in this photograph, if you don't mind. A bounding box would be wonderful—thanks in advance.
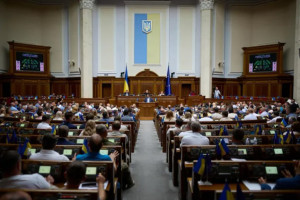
[123,90,130,96]
[143,90,150,96]
[144,94,154,103]
[258,161,300,190]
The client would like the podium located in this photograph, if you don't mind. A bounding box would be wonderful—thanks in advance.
[137,102,158,120]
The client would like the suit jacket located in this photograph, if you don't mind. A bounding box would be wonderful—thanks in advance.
[144,97,154,103]
[123,92,130,96]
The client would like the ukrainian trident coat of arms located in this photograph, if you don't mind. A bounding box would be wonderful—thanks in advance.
[142,20,152,33]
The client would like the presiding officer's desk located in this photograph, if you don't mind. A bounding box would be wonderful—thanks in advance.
[115,95,178,119]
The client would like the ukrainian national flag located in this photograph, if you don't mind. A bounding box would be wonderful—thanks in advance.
[254,125,262,135]
[274,130,284,144]
[235,116,242,129]
[219,126,228,136]
[284,130,295,144]
[193,154,205,176]
[134,13,160,64]
[123,66,129,92]
[216,139,229,156]
[82,138,89,154]
[51,125,56,135]
[219,183,234,200]
[18,138,31,156]
[281,118,288,127]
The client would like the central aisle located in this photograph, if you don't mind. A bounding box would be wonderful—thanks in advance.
[123,120,178,200]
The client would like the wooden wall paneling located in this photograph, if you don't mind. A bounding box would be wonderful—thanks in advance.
[270,83,279,97]
[113,82,123,97]
[254,84,268,97]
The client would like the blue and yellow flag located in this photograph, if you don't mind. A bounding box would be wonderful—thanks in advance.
[235,116,242,129]
[51,125,56,135]
[18,138,31,156]
[254,125,262,135]
[216,139,229,156]
[193,154,205,176]
[123,66,129,92]
[284,130,295,144]
[281,118,288,127]
[219,183,234,200]
[274,130,284,144]
[82,138,89,154]
[134,13,160,64]
[219,126,228,136]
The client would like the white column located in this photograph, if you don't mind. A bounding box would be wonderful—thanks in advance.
[200,0,214,98]
[294,0,300,102]
[79,0,94,98]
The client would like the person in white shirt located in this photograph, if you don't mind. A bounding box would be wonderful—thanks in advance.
[220,111,233,121]
[214,87,222,99]
[199,111,213,122]
[243,109,257,120]
[260,107,269,118]
[167,118,183,136]
[37,115,52,129]
[30,134,69,161]
[211,107,222,121]
[267,111,282,124]
[180,121,209,146]
[228,106,237,119]
[0,150,53,189]
[179,121,193,137]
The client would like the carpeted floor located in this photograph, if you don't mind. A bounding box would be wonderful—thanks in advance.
[122,120,178,200]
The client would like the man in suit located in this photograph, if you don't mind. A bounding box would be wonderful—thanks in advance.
[143,90,150,96]
[123,90,130,96]
[144,94,154,103]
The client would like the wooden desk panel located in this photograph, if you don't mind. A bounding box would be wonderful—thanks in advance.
[137,102,158,120]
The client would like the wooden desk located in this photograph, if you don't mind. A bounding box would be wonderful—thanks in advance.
[137,102,158,120]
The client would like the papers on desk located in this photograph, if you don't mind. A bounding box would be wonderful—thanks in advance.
[79,181,108,190]
[243,180,275,190]
[231,158,246,162]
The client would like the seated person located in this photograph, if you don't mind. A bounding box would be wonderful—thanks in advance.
[143,89,150,96]
[231,129,244,145]
[121,109,134,122]
[109,121,128,143]
[199,111,213,122]
[53,110,64,121]
[100,112,113,123]
[79,113,94,129]
[0,150,53,189]
[144,94,154,103]
[57,125,75,145]
[158,91,165,96]
[180,121,209,146]
[167,118,183,136]
[258,161,300,190]
[61,111,77,129]
[30,134,69,161]
[267,110,282,124]
[123,90,130,96]
[113,116,129,132]
[37,114,52,129]
[96,124,114,145]
[165,110,176,122]
[75,134,134,190]
[63,160,107,200]
[76,134,118,168]
[243,109,258,120]
[211,107,222,121]
[220,110,233,121]
[79,120,96,136]
[179,121,193,137]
